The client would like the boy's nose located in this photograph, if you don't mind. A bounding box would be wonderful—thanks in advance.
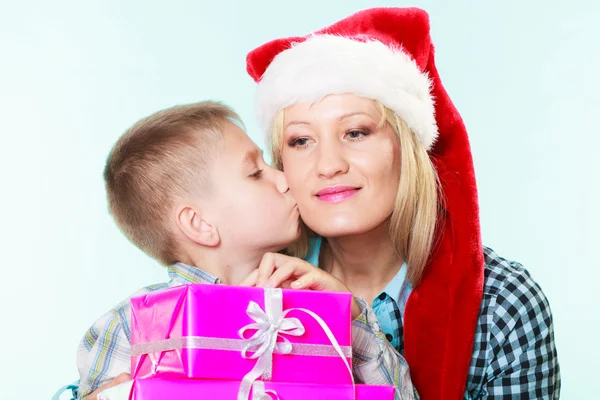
[273,169,290,194]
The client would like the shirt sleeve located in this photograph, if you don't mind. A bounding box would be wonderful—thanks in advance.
[351,297,419,400]
[472,271,561,399]
[76,311,132,399]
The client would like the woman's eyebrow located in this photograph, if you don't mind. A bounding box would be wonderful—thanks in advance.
[337,111,372,120]
[285,120,310,127]
[286,112,372,127]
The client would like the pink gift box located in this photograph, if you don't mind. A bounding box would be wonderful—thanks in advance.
[128,379,395,400]
[130,284,353,385]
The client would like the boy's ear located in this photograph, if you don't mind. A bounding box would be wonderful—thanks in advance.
[175,205,220,247]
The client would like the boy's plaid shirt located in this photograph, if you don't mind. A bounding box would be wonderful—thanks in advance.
[76,263,220,399]
[76,263,419,399]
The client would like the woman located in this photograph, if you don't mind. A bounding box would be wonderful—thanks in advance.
[245,7,560,400]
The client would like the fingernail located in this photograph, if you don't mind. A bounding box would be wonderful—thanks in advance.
[291,281,302,288]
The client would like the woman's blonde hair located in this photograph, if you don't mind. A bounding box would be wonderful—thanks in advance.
[270,101,440,285]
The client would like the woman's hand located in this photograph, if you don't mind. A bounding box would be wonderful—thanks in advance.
[240,253,362,319]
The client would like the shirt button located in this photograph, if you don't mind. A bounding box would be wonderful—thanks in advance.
[385,334,393,342]
[378,293,386,301]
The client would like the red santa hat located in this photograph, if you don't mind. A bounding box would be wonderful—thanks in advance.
[247,7,484,400]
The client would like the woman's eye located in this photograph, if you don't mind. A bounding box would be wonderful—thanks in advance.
[346,129,370,140]
[250,169,263,179]
[288,137,310,148]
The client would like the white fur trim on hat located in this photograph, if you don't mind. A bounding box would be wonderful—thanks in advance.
[255,35,438,150]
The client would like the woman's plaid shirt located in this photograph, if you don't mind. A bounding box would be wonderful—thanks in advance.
[350,246,561,399]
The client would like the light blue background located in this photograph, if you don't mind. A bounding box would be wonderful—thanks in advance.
[0,1,597,398]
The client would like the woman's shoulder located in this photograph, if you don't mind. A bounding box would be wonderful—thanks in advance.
[482,246,546,299]
[467,249,560,400]
[480,246,554,333]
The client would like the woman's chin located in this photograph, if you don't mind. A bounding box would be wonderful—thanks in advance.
[307,219,382,238]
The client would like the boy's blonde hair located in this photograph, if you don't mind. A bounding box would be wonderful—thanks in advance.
[270,101,439,285]
[104,101,242,265]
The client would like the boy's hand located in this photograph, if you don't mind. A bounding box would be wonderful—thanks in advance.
[83,373,131,400]
[240,253,362,319]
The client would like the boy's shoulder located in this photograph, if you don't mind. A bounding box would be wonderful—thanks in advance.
[83,263,218,348]
[76,281,175,398]
[108,282,172,341]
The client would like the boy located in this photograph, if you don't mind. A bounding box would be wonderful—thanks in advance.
[76,101,301,399]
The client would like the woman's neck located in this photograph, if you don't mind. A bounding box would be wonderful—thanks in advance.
[321,223,403,303]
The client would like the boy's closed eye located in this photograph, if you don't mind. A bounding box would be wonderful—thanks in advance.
[249,169,263,179]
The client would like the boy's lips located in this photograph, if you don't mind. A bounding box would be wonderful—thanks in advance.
[315,186,361,204]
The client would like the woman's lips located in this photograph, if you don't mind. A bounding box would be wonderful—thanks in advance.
[315,186,360,203]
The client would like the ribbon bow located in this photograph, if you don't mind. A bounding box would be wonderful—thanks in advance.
[237,288,353,400]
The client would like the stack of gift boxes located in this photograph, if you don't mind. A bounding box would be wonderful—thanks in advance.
[117,283,395,399]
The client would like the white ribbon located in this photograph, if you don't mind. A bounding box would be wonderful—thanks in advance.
[237,288,354,400]
[252,381,280,400]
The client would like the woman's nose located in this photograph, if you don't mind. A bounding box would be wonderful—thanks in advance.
[315,139,349,179]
